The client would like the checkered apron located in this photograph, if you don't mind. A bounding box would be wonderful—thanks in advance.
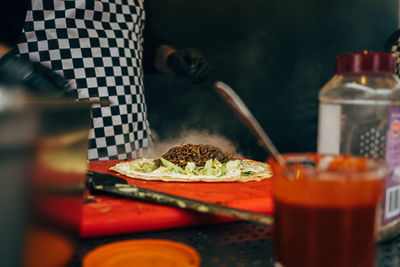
[388,34,400,76]
[16,0,152,160]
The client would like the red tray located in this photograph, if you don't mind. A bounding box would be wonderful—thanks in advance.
[80,160,273,238]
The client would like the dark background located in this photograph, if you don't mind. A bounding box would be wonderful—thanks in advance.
[144,0,398,161]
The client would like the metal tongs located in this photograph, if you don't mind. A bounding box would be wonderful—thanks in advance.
[214,81,286,166]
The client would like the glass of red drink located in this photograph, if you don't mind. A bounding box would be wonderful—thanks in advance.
[271,153,386,267]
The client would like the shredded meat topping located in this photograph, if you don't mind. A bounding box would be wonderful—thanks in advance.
[154,144,235,167]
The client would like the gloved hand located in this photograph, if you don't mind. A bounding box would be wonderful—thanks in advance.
[0,52,76,98]
[167,48,210,83]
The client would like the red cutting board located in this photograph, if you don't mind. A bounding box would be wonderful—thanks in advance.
[80,160,274,238]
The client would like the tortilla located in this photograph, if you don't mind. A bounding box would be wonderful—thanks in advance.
[109,158,272,182]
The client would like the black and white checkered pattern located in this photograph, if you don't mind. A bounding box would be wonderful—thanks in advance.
[388,34,400,76]
[16,0,152,160]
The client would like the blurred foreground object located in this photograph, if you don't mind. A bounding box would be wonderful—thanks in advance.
[82,239,200,267]
[317,51,400,241]
[0,52,77,98]
[271,153,386,267]
[0,81,90,266]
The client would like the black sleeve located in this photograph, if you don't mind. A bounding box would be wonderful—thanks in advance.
[0,1,29,47]
[142,1,170,73]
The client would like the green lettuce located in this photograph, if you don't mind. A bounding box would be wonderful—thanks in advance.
[130,157,254,178]
[129,158,157,173]
[159,157,185,174]
[185,162,199,175]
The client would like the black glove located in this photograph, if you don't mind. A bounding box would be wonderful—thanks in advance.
[167,48,210,83]
[0,52,76,98]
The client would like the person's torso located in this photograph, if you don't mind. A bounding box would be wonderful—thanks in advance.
[16,0,152,160]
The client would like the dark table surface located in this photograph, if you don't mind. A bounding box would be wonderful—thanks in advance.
[70,221,400,267]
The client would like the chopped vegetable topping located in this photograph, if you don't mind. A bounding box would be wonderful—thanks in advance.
[128,158,157,173]
[120,156,264,178]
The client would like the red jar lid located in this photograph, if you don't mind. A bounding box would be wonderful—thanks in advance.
[334,51,395,74]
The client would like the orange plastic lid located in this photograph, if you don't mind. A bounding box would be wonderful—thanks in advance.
[82,239,200,267]
[23,227,74,267]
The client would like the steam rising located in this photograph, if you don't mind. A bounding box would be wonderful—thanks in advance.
[144,129,241,158]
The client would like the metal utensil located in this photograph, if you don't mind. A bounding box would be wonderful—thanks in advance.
[214,81,286,166]
[86,171,273,225]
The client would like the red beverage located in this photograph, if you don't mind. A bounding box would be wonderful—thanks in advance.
[272,154,385,267]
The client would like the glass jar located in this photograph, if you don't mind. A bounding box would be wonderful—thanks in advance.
[317,51,400,240]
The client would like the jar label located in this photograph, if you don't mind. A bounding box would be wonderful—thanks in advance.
[383,106,400,224]
[317,104,341,154]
